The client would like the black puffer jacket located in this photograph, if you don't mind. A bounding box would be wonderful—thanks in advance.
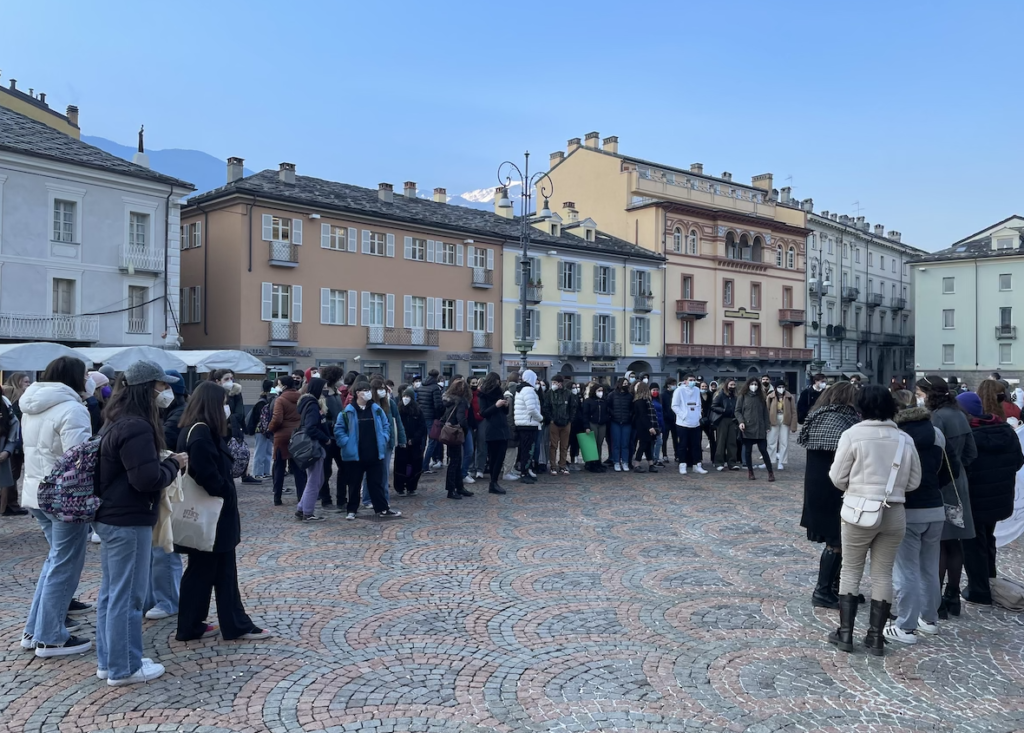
[895,407,944,510]
[966,416,1024,523]
[177,422,239,552]
[609,389,633,425]
[162,396,187,450]
[710,390,737,426]
[477,385,510,442]
[416,376,444,423]
[298,393,331,445]
[582,395,609,426]
[96,416,180,527]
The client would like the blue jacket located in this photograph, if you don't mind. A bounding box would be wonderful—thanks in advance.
[335,402,390,462]
[652,399,665,432]
[385,397,407,451]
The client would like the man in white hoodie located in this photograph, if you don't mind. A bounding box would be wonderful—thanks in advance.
[514,369,543,484]
[671,374,707,475]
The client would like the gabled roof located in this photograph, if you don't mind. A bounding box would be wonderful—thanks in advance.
[912,230,1024,264]
[0,106,194,189]
[188,169,664,262]
[950,215,1024,247]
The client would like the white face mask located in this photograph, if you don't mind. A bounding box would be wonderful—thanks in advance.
[155,389,174,409]
[917,396,926,407]
[223,405,231,418]
[271,386,281,395]
[700,389,708,395]
[815,382,826,391]
[85,377,97,396]
[402,396,412,406]
[642,377,649,384]
[596,390,604,399]
[750,384,759,393]
[359,390,372,402]
[311,371,320,379]
[552,383,561,391]
[413,381,422,389]
[221,380,234,391]
[628,376,636,384]
[572,387,579,395]
[376,389,387,398]
[686,380,695,388]
[777,387,785,394]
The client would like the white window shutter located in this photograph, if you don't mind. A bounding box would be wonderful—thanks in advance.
[386,294,395,327]
[557,311,565,342]
[486,302,494,333]
[260,282,272,321]
[321,223,330,249]
[533,308,541,339]
[467,246,475,268]
[630,270,637,296]
[629,316,636,343]
[292,286,302,322]
[292,219,302,245]
[262,214,272,241]
[486,249,494,270]
[386,233,395,258]
[403,295,412,327]
[427,240,435,263]
[347,289,357,326]
[593,314,600,342]
[195,221,202,247]
[427,297,435,329]
[467,300,476,331]
[456,244,464,267]
[321,288,330,324]
[574,264,582,291]
[362,230,371,254]
[610,268,616,294]
[436,298,445,328]
[404,236,412,260]
[347,227,357,252]
[360,291,370,326]
[456,299,464,331]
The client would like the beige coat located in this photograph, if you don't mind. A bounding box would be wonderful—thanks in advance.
[764,391,798,432]
[829,419,922,504]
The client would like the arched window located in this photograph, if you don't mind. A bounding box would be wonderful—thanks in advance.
[739,234,752,261]
[775,245,783,267]
[787,246,796,269]
[752,236,763,263]
[687,230,698,255]
[726,232,738,259]
[673,228,682,252]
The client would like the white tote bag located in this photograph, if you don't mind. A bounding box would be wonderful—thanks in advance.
[170,424,224,552]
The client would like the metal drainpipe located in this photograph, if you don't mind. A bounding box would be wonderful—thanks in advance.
[163,188,173,342]
[248,195,256,272]
[195,202,209,336]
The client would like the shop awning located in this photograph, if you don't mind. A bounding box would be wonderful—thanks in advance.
[0,343,94,372]
[168,350,267,375]
[76,346,188,373]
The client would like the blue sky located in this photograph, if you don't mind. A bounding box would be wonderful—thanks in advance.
[2,0,1021,250]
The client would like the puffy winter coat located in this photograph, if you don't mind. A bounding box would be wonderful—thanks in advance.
[710,390,737,427]
[671,384,702,428]
[96,416,180,527]
[267,388,301,459]
[895,407,946,511]
[829,419,922,504]
[19,382,92,509]
[735,390,770,440]
[478,385,510,442]
[297,393,331,445]
[177,422,239,552]
[966,416,1024,522]
[609,389,633,425]
[582,395,610,426]
[335,402,390,462]
[416,376,444,423]
[514,384,542,428]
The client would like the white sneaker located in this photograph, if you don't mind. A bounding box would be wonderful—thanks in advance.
[430,461,443,470]
[475,471,484,479]
[527,468,537,478]
[98,658,151,680]
[693,464,708,475]
[145,608,173,620]
[504,471,520,481]
[463,475,476,485]
[777,462,784,471]
[107,659,166,686]
[621,463,630,472]
[613,463,622,472]
[916,618,939,635]
[90,532,101,544]
[883,621,917,645]
[20,633,34,650]
[755,463,766,470]
[679,464,688,475]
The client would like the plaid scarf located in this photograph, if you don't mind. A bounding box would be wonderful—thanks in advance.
[798,404,859,451]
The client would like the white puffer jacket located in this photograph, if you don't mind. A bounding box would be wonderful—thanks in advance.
[829,419,922,504]
[19,382,92,509]
[514,384,543,428]
[672,383,703,428]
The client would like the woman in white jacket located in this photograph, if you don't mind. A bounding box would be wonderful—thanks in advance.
[513,370,543,484]
[19,356,94,657]
[827,385,922,656]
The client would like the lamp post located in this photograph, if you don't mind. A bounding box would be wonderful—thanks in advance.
[497,152,554,374]
[809,257,833,375]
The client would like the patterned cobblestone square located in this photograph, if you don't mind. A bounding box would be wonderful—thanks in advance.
[2,447,1024,732]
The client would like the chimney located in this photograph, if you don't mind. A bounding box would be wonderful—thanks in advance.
[584,131,600,149]
[403,181,417,198]
[38,92,46,106]
[563,201,579,223]
[821,210,829,218]
[433,187,447,204]
[721,171,732,182]
[550,151,565,167]
[66,105,79,127]
[874,224,885,236]
[801,198,814,213]
[227,157,245,183]
[567,137,581,153]
[839,214,850,224]
[856,216,866,230]
[751,173,773,192]
[888,231,901,243]
[278,162,296,184]
[8,79,15,91]
[602,136,619,154]
[494,187,513,218]
[830,213,838,221]
[780,187,792,205]
[378,182,394,204]
[690,163,703,175]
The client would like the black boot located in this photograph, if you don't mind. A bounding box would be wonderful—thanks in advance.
[832,555,866,604]
[863,599,891,656]
[457,487,474,497]
[747,468,756,480]
[943,585,961,617]
[767,467,776,482]
[447,490,462,500]
[489,482,507,495]
[827,594,859,653]
[812,548,841,609]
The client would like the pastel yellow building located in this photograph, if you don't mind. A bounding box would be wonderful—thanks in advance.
[0,78,80,138]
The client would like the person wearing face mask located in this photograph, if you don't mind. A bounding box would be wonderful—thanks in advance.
[542,375,576,476]
[710,380,740,470]
[566,380,586,470]
[293,377,331,521]
[361,377,406,505]
[267,376,305,506]
[210,370,259,485]
[314,367,345,509]
[624,371,637,391]
[660,379,679,462]
[798,373,828,425]
[735,378,774,481]
[476,372,511,493]
[609,378,635,472]
[395,386,427,496]
[671,375,707,476]
[417,369,446,474]
[581,382,610,472]
[766,380,798,471]
[94,361,188,683]
[336,380,402,519]
[513,370,543,483]
[533,381,550,473]
[649,384,665,467]
[439,378,473,499]
[469,378,488,480]
[291,369,306,391]
[699,382,717,463]
[249,380,278,481]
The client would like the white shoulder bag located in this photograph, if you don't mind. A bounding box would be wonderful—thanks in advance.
[840,432,906,530]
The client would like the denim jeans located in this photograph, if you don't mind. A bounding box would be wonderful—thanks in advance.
[146,547,183,614]
[610,423,632,465]
[95,523,152,681]
[422,437,439,471]
[462,430,474,477]
[893,519,944,630]
[363,447,393,505]
[24,509,89,645]
[253,433,273,476]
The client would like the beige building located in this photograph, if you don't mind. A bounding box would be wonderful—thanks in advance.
[544,133,813,387]
[0,78,80,138]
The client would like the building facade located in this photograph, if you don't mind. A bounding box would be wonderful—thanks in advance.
[0,105,193,348]
[499,202,665,382]
[543,132,812,388]
[911,215,1024,386]
[804,209,926,385]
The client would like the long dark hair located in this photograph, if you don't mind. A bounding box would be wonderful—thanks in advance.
[103,376,165,451]
[916,374,959,413]
[179,381,228,437]
[41,356,87,395]
[479,371,501,394]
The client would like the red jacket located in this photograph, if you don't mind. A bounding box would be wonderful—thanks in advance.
[470,391,483,422]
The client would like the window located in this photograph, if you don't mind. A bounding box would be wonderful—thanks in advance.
[942,277,955,294]
[722,322,734,345]
[180,286,202,324]
[53,200,75,242]
[595,314,613,342]
[673,228,682,252]
[868,278,874,294]
[942,309,954,329]
[903,263,909,276]
[550,223,559,236]
[783,286,793,309]
[891,259,896,273]
[52,278,74,315]
[271,217,291,242]
[127,286,148,333]
[942,344,955,364]
[559,261,581,291]
[515,308,540,340]
[855,248,861,264]
[1000,344,1013,364]
[782,325,793,347]
[368,293,385,326]
[723,279,734,307]
[827,238,834,255]
[855,308,862,331]
[891,284,897,302]
[271,285,291,320]
[787,247,796,269]
[880,255,885,270]
[750,323,761,346]
[410,296,426,328]
[826,302,834,325]
[558,312,580,343]
[855,275,861,290]
[682,276,693,300]
[775,246,783,267]
[681,319,693,344]
[843,243,848,259]
[324,289,347,325]
[1000,274,1012,291]
[810,234,817,251]
[129,212,148,249]
[471,247,487,268]
[440,298,455,330]
[327,225,347,251]
[1000,307,1012,330]
[842,272,849,289]
[369,231,387,257]
[594,266,615,295]
[842,308,849,327]
[472,302,487,332]
[997,237,1014,250]
[585,229,594,242]
[687,230,698,255]
[750,283,761,310]
[630,316,651,345]
[181,222,202,250]
[631,269,651,297]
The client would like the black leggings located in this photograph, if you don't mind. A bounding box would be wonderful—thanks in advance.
[634,435,654,463]
[487,439,508,484]
[743,438,770,470]
[940,539,964,594]
[445,443,464,493]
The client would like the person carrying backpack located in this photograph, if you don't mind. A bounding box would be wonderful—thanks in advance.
[247,379,275,479]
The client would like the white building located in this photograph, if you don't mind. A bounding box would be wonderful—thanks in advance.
[800,200,927,386]
[911,215,1024,386]
[0,105,194,348]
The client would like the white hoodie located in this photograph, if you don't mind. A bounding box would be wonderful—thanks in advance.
[19,382,92,509]
[671,381,703,428]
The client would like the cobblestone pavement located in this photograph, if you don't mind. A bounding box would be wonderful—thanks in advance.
[3,447,1024,733]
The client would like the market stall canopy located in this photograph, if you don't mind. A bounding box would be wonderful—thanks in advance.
[0,343,93,371]
[76,346,188,373]
[842,371,868,381]
[168,350,267,375]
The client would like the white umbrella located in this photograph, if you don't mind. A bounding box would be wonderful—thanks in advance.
[0,342,94,371]
[168,350,266,375]
[76,346,188,373]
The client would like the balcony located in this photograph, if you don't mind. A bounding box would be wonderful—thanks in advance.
[119,245,165,273]
[559,340,585,357]
[866,292,884,308]
[126,317,149,335]
[269,241,299,267]
[471,268,494,288]
[879,332,905,346]
[633,295,654,313]
[472,331,493,351]
[675,299,709,319]
[778,309,805,326]
[841,287,859,303]
[996,326,1017,340]
[0,313,99,342]
[269,321,298,346]
[366,326,439,350]
[890,297,907,311]
[525,285,543,303]
[665,343,813,361]
[589,341,624,358]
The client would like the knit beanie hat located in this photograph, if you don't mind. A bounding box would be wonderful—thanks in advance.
[956,391,983,417]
